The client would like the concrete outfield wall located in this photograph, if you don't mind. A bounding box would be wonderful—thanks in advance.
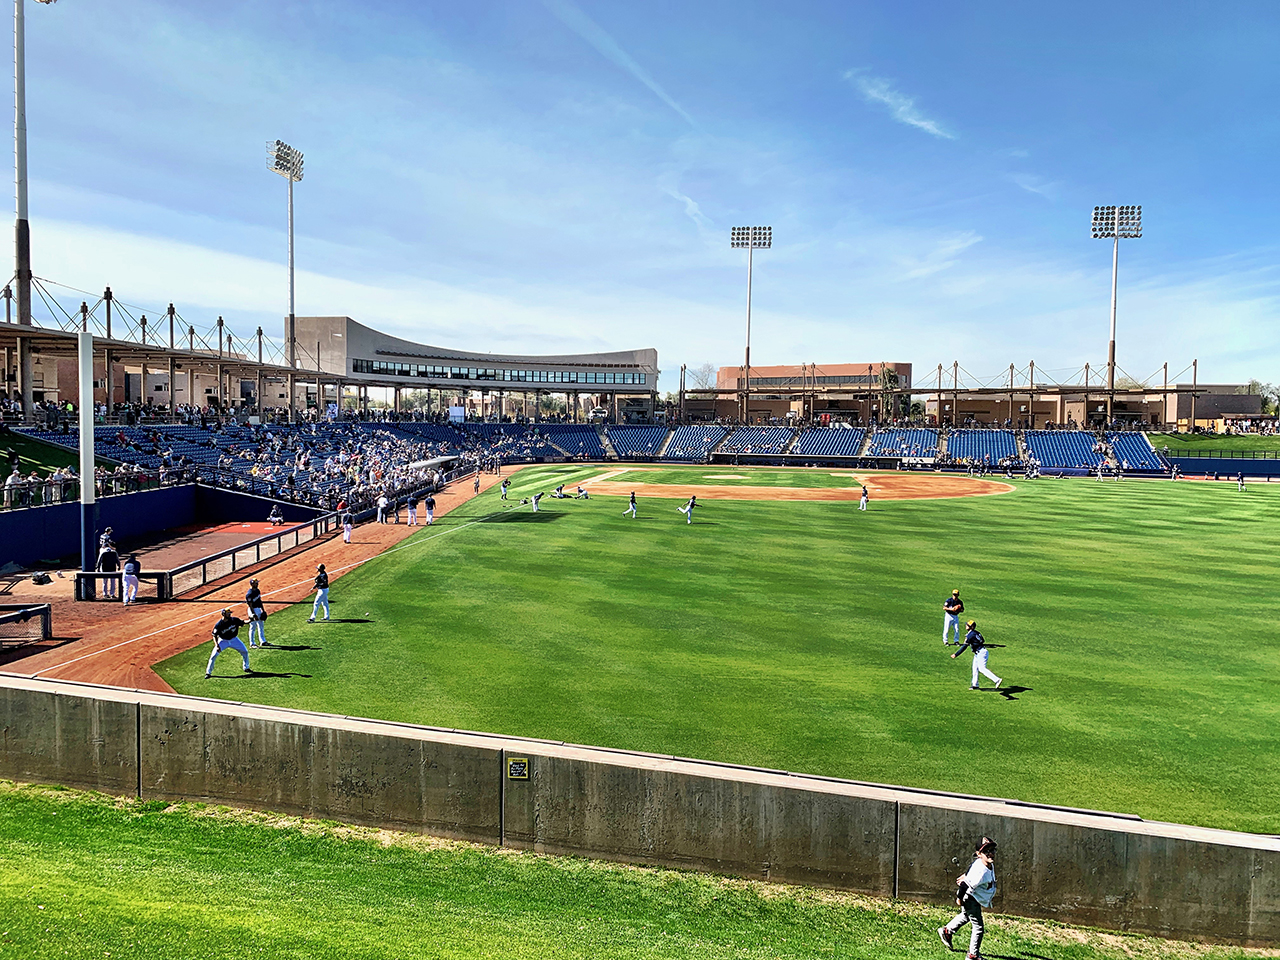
[1,675,1278,945]
[1169,456,1280,478]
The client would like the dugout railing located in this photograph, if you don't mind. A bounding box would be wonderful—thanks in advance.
[0,603,52,646]
[74,513,342,602]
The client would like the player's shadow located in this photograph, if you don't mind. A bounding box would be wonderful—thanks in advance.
[226,671,312,680]
[487,512,563,522]
[322,618,372,624]
[261,643,319,651]
[986,685,1031,701]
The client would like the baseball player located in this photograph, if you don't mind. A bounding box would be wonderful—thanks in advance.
[307,563,330,622]
[624,491,637,518]
[206,607,252,678]
[574,486,589,499]
[677,494,697,524]
[943,589,964,645]
[500,478,511,500]
[531,491,545,512]
[424,493,436,525]
[1238,472,1246,492]
[407,494,419,525]
[244,577,268,647]
[341,508,353,543]
[96,541,120,599]
[376,493,389,523]
[121,554,141,605]
[859,485,869,511]
[952,620,1002,690]
[939,837,999,958]
[554,484,567,499]
[473,472,481,494]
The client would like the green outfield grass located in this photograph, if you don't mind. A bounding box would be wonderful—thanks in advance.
[0,781,1267,960]
[1149,432,1280,453]
[157,465,1280,834]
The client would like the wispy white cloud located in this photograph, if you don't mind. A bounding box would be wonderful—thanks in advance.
[1009,172,1061,201]
[843,70,955,139]
[544,0,696,127]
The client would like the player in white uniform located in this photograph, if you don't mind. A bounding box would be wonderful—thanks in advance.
[424,494,436,524]
[407,495,419,525]
[244,578,268,648]
[341,509,353,543]
[121,554,141,605]
[206,608,252,678]
[500,478,511,500]
[859,485,869,510]
[624,491,637,518]
[307,564,330,622]
[942,590,964,644]
[939,837,998,958]
[952,620,1001,690]
[677,494,696,524]
[531,491,545,512]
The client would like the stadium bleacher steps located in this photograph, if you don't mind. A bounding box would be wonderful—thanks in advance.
[655,428,676,458]
[937,432,949,458]
[780,430,801,454]
[1014,431,1029,462]
[707,431,733,456]
[598,426,618,459]
[856,431,874,457]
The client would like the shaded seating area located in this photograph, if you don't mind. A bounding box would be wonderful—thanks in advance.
[867,428,939,458]
[791,426,867,457]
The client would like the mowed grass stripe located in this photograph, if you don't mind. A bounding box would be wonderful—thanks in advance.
[157,467,1280,833]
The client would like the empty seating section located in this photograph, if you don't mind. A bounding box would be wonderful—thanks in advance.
[867,428,939,458]
[606,425,668,458]
[719,426,794,454]
[539,424,607,459]
[946,430,1017,463]
[664,425,728,460]
[1109,433,1166,471]
[791,427,867,457]
[1024,431,1102,468]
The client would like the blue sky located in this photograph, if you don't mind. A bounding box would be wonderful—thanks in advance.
[21,0,1280,389]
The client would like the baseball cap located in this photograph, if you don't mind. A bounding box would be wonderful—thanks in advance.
[249,578,259,586]
[221,608,232,617]
[966,620,976,628]
[952,589,960,595]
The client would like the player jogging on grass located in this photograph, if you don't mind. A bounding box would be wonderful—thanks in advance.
[307,564,330,622]
[939,837,998,958]
[245,578,269,648]
[952,620,1001,690]
[206,608,252,678]
[624,491,637,518]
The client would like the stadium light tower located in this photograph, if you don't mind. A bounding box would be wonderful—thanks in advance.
[1091,204,1142,422]
[267,139,304,369]
[730,225,771,422]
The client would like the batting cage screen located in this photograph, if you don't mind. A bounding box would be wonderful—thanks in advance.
[0,604,52,646]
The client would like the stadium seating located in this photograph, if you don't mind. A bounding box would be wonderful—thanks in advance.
[1108,433,1168,471]
[718,426,795,455]
[867,428,939,458]
[1023,430,1104,469]
[791,426,867,457]
[663,425,728,461]
[538,424,607,459]
[606,425,668,459]
[945,430,1017,463]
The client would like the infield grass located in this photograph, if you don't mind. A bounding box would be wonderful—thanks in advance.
[0,781,1270,960]
[157,465,1280,834]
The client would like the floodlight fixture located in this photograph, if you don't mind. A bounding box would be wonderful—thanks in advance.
[1091,204,1143,419]
[267,139,305,182]
[730,225,772,249]
[730,226,773,421]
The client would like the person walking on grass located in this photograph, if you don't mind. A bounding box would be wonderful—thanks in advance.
[952,620,1001,690]
[205,608,252,679]
[939,837,998,959]
[307,563,330,623]
[244,578,268,648]
[624,491,637,518]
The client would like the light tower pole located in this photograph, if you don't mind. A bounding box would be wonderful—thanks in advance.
[730,225,771,423]
[267,139,304,368]
[1091,204,1142,423]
